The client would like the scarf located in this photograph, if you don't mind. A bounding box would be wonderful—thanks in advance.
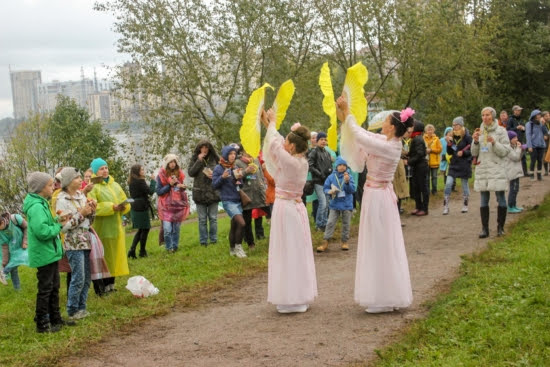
[219,157,234,169]
[411,131,422,138]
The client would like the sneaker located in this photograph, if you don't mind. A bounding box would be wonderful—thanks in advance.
[234,244,247,258]
[0,268,7,286]
[508,207,521,214]
[229,248,236,257]
[316,240,329,253]
[277,304,308,313]
[461,205,468,213]
[365,306,394,313]
[515,206,524,211]
[69,311,85,320]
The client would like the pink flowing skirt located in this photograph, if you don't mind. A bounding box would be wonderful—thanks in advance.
[267,198,318,305]
[354,185,413,308]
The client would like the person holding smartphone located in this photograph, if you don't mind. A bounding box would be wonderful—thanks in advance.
[156,154,189,253]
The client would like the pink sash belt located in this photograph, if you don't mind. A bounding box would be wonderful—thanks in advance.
[275,188,302,203]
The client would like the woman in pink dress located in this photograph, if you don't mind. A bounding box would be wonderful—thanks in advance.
[261,108,318,314]
[337,96,414,313]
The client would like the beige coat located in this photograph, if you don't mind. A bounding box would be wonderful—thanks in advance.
[393,159,409,199]
[471,120,511,192]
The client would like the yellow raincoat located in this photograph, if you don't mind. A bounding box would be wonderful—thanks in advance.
[87,176,130,277]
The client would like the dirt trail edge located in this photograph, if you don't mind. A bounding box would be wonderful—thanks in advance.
[67,179,550,367]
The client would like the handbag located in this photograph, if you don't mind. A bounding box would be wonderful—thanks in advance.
[303,180,315,196]
[239,189,252,206]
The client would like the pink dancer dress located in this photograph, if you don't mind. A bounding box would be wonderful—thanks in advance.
[340,114,413,310]
[263,123,318,306]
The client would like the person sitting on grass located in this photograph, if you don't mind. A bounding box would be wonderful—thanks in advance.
[0,212,29,290]
[317,157,356,252]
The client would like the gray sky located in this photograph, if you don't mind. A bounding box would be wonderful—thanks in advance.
[0,0,124,119]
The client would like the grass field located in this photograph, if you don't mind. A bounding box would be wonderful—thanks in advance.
[0,204,349,367]
[372,195,550,366]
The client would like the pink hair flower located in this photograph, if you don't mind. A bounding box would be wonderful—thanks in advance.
[400,107,415,122]
[291,122,301,131]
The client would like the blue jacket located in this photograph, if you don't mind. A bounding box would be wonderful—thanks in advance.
[323,157,356,210]
[526,120,548,149]
[212,164,240,202]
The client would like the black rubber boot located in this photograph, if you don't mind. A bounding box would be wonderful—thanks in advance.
[497,206,507,237]
[479,206,490,238]
[128,234,139,259]
[139,230,149,257]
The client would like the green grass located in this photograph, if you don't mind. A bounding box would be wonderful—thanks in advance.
[0,204,357,367]
[371,195,550,367]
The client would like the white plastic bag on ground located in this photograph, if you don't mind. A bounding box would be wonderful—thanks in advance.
[126,276,159,298]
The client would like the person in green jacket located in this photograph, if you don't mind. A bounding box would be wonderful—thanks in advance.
[23,172,73,333]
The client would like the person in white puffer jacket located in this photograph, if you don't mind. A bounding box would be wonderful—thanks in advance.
[506,131,525,214]
[472,107,511,238]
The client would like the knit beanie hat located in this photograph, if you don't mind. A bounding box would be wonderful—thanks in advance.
[508,130,517,141]
[163,153,180,169]
[316,132,327,141]
[452,116,464,126]
[90,158,108,174]
[27,172,52,193]
[58,167,81,188]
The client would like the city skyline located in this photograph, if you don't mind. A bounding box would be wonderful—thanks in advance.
[0,0,124,119]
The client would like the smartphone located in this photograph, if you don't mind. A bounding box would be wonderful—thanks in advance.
[90,176,104,184]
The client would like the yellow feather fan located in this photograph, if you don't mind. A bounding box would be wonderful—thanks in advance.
[319,62,338,150]
[273,79,295,130]
[240,83,274,158]
[342,62,368,126]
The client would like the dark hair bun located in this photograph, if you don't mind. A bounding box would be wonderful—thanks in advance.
[293,126,311,141]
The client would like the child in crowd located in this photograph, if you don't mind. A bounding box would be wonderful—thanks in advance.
[423,124,442,195]
[506,131,525,213]
[439,127,453,185]
[317,157,356,252]
[23,172,74,333]
[0,212,29,290]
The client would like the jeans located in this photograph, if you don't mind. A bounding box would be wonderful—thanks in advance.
[35,261,61,324]
[529,147,545,173]
[429,168,439,193]
[196,202,218,244]
[314,184,328,228]
[162,221,182,251]
[444,176,470,196]
[508,178,520,207]
[323,209,352,242]
[480,191,506,208]
[3,266,20,290]
[66,250,91,316]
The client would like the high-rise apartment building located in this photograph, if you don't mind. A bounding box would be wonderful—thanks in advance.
[10,70,42,120]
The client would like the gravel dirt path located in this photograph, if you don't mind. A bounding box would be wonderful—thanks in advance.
[66,178,550,367]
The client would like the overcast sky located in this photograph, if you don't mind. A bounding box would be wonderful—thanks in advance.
[0,0,124,119]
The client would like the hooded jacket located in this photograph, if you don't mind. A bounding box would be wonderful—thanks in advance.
[472,120,511,192]
[439,127,453,171]
[408,122,428,167]
[424,133,442,168]
[446,127,473,179]
[212,145,241,202]
[235,155,266,210]
[22,193,63,268]
[187,140,221,205]
[323,157,356,210]
[526,111,548,149]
